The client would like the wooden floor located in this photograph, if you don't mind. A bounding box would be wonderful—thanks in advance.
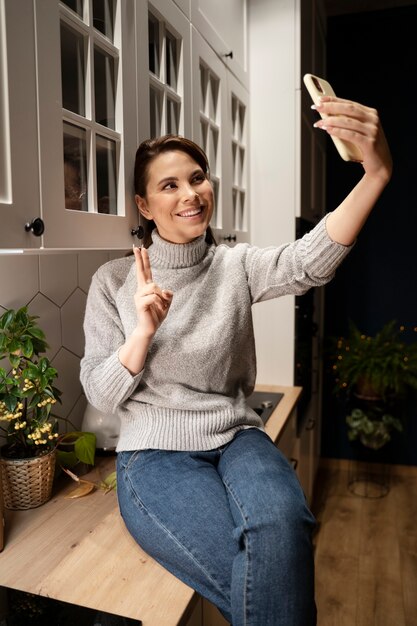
[311,460,417,626]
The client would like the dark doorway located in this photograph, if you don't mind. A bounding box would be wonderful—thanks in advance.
[321,4,417,464]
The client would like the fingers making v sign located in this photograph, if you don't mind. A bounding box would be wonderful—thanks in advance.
[133,246,173,338]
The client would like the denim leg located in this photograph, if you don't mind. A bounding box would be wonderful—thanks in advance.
[116,448,236,623]
[117,430,316,626]
[218,428,317,626]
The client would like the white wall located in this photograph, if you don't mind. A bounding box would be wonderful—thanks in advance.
[249,0,298,385]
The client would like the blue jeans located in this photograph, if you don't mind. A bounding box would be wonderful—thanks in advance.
[117,428,316,626]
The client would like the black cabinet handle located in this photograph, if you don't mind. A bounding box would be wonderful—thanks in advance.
[223,234,237,242]
[305,418,316,431]
[25,218,45,237]
[290,458,298,470]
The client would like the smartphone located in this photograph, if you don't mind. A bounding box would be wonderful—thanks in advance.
[303,73,363,162]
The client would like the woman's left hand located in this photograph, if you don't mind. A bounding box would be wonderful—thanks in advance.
[313,96,393,184]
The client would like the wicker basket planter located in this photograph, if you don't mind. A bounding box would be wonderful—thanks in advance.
[0,448,56,510]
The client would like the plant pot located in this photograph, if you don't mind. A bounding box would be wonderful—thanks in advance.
[0,448,56,510]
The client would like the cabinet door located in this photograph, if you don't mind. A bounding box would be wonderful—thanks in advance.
[191,0,248,88]
[0,0,41,250]
[191,28,231,243]
[144,0,192,141]
[191,30,250,246]
[33,0,138,250]
[226,72,250,244]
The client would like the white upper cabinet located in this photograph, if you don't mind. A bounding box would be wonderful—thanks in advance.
[190,0,248,88]
[1,0,249,251]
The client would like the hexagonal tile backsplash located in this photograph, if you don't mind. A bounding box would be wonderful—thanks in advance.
[0,251,125,435]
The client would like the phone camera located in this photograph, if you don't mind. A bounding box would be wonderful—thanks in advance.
[312,76,324,93]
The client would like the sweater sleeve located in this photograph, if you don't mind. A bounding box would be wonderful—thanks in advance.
[80,266,143,414]
[244,215,353,303]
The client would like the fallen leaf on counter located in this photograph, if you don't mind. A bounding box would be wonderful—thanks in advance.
[65,480,95,499]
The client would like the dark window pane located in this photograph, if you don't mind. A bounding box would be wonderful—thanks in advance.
[200,65,208,114]
[150,88,162,138]
[61,0,83,17]
[94,47,115,128]
[148,15,159,75]
[209,75,219,121]
[63,122,88,212]
[167,99,179,135]
[200,119,208,153]
[93,0,115,41]
[60,23,85,115]
[96,135,117,214]
[166,32,178,90]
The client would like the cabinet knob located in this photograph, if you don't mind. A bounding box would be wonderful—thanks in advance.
[223,233,237,242]
[24,218,45,237]
[131,225,144,239]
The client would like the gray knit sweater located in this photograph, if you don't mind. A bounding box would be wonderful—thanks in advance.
[80,216,352,452]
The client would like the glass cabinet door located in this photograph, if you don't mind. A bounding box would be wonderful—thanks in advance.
[144,0,191,140]
[34,0,138,249]
[191,28,250,245]
[228,71,249,244]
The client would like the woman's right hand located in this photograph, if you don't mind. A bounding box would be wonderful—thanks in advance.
[133,246,173,338]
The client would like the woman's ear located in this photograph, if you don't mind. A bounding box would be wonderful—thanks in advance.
[135,194,152,220]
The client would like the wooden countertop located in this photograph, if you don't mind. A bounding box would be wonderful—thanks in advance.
[0,384,301,625]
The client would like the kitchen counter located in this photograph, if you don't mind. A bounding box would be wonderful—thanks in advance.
[0,385,301,626]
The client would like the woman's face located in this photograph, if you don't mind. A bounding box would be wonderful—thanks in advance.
[135,150,214,244]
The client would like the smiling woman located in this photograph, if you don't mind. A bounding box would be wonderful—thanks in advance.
[80,116,391,625]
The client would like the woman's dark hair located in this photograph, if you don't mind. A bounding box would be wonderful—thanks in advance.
[134,134,217,248]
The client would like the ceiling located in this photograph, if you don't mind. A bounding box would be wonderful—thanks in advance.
[325,0,417,16]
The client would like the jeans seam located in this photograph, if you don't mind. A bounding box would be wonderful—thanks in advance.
[123,467,231,606]
[223,479,250,626]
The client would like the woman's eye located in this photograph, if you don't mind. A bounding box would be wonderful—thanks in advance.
[192,174,205,184]
[163,182,177,190]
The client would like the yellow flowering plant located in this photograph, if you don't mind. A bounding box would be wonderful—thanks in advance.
[0,307,95,464]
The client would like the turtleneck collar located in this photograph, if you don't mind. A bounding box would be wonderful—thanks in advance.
[147,229,210,269]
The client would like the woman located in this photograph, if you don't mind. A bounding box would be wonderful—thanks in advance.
[81,95,392,626]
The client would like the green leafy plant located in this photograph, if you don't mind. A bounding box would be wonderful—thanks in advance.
[0,306,95,463]
[329,320,417,400]
[346,407,403,450]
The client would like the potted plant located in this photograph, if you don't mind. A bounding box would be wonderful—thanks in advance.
[328,320,417,452]
[0,306,96,509]
[345,407,403,450]
[329,320,417,401]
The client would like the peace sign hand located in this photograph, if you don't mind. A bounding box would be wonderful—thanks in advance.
[133,246,173,338]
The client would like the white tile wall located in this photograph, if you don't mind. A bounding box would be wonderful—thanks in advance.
[0,250,126,437]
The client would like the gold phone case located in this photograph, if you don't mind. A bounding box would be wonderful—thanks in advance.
[303,73,363,162]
